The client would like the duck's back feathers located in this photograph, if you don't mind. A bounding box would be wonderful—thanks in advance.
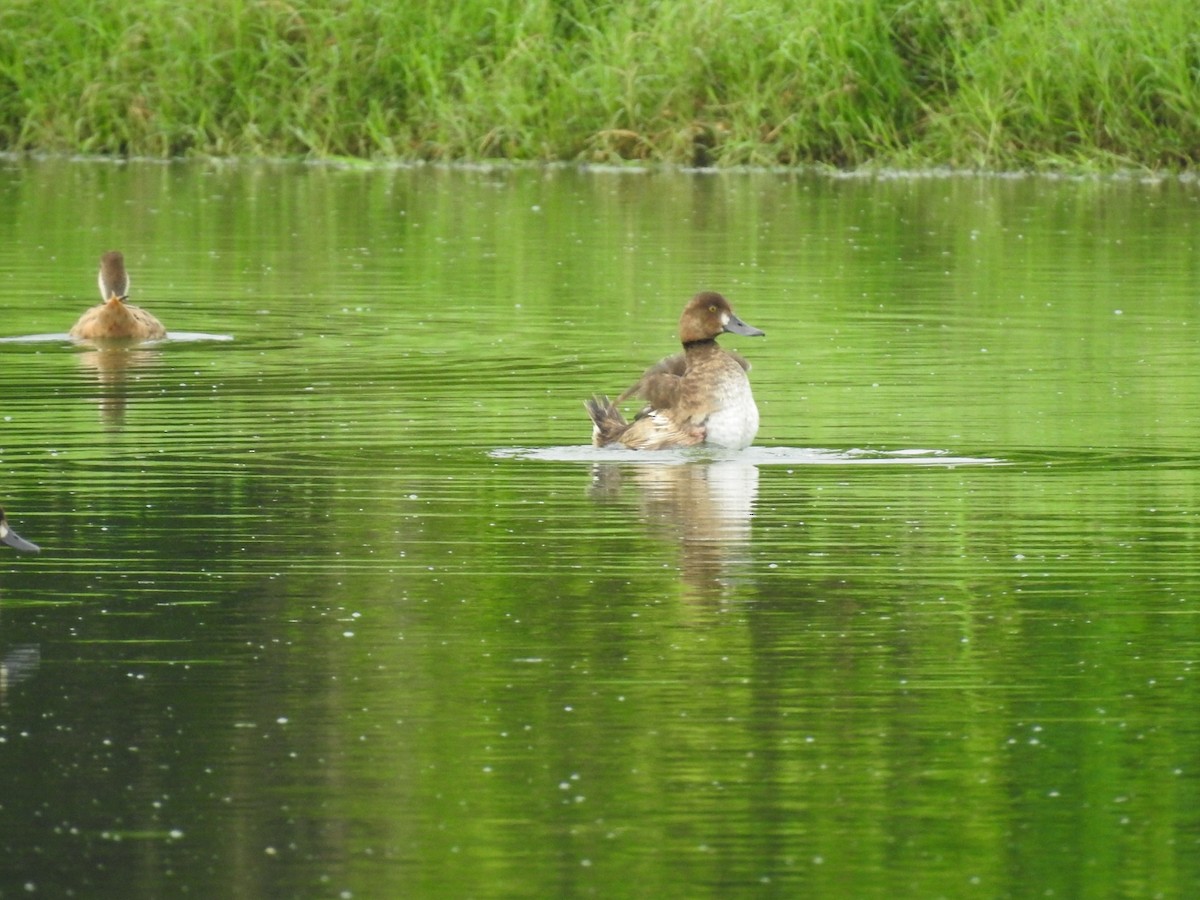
[617,349,751,406]
[70,299,166,341]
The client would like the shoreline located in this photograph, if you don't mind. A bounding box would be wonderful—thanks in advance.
[4,151,1198,184]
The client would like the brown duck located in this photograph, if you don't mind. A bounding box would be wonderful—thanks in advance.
[585,292,765,450]
[70,251,166,341]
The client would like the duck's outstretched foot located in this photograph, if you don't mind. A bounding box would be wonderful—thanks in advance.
[584,396,707,450]
[585,395,628,447]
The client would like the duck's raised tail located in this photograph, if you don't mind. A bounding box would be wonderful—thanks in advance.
[584,395,628,447]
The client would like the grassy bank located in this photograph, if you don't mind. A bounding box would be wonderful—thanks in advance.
[1,0,1198,170]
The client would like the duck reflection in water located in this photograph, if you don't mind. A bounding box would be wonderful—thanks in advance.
[70,251,168,428]
[76,344,164,430]
[0,510,41,700]
[70,251,166,343]
[589,460,759,602]
[0,646,40,702]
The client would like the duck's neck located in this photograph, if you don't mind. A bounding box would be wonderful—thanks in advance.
[682,338,718,352]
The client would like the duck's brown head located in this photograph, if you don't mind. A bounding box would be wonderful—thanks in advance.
[98,251,130,303]
[678,291,764,344]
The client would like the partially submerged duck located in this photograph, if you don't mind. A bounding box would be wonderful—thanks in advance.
[0,507,39,553]
[585,291,765,450]
[69,251,166,341]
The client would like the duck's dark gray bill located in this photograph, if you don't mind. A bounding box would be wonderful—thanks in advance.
[724,314,765,337]
[1,525,40,553]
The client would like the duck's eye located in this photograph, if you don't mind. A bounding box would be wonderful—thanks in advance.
[708,305,717,313]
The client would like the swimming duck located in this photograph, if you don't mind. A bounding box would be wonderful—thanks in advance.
[69,251,166,341]
[0,507,39,553]
[585,291,765,450]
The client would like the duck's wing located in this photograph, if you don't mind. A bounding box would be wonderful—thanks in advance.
[616,352,687,406]
[619,349,749,411]
[614,410,706,450]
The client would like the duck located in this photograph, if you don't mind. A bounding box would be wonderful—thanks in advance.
[0,507,39,553]
[69,251,166,341]
[585,291,765,450]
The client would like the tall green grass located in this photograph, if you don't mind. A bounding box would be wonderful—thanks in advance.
[921,0,1200,169]
[1,0,1197,170]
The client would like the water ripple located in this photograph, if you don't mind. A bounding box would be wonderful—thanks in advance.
[493,445,1004,466]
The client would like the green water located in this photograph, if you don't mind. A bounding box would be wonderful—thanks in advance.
[2,159,1200,897]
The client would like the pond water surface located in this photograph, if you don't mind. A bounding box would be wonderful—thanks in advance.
[2,158,1200,897]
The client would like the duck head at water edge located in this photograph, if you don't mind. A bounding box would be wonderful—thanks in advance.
[585,291,765,451]
[69,251,167,342]
[0,507,39,553]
